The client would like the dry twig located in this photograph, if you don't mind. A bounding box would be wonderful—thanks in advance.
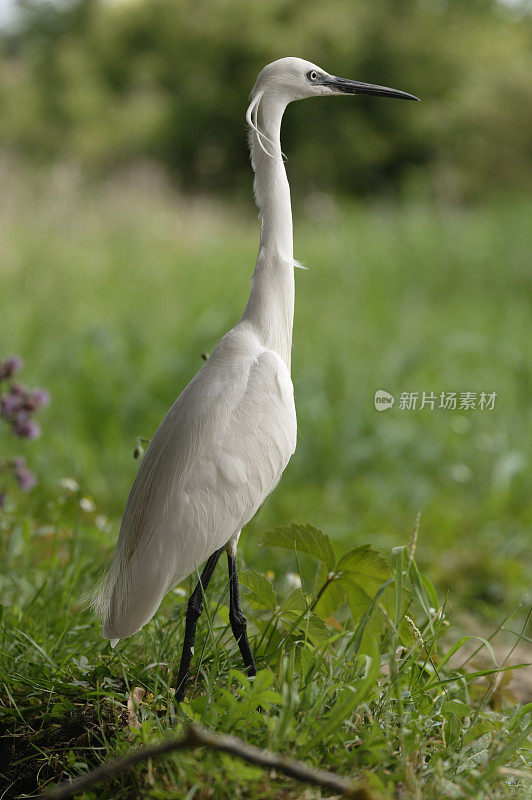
[44,722,373,799]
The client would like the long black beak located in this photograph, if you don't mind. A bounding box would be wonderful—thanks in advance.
[323,76,419,101]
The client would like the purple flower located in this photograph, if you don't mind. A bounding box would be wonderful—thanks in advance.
[8,383,25,397]
[14,464,37,491]
[26,389,50,411]
[1,357,48,498]
[0,356,23,381]
[12,415,41,440]
[0,392,20,418]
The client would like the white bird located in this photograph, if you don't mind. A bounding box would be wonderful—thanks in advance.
[94,57,418,700]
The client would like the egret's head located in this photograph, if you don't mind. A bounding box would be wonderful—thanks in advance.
[251,56,419,105]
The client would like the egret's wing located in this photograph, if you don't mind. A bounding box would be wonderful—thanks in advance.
[97,331,296,641]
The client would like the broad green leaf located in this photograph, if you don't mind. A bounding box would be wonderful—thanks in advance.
[336,544,391,586]
[250,668,275,691]
[223,669,282,720]
[239,570,276,611]
[314,544,392,621]
[338,545,392,606]
[227,667,254,688]
[313,567,348,619]
[261,523,335,570]
[442,700,470,719]
[281,610,331,647]
[343,579,374,620]
[278,587,307,615]
[277,588,331,646]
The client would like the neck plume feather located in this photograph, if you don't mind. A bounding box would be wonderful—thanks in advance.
[241,90,295,369]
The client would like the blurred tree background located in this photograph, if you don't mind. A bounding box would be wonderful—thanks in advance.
[0,0,531,202]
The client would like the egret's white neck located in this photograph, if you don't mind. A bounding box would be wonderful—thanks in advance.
[241,92,295,369]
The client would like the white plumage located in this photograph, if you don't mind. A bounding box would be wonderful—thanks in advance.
[99,326,296,642]
[94,58,417,665]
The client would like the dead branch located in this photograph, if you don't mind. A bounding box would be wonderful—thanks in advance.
[44,722,373,799]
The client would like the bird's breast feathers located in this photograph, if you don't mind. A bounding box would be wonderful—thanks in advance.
[117,327,297,587]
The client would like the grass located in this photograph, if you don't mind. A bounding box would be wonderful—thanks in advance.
[0,162,531,797]
[0,503,530,799]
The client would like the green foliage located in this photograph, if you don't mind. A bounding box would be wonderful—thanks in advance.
[261,524,394,653]
[238,569,276,611]
[262,522,336,570]
[276,588,331,646]
[239,566,331,648]
[0,0,531,199]
[0,495,530,799]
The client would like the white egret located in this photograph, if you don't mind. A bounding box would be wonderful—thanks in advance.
[94,57,418,700]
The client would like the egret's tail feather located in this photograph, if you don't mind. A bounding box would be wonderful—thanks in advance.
[90,539,187,643]
[84,559,120,629]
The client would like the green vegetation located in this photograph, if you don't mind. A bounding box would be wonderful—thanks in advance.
[1,505,530,798]
[1,0,532,200]
[0,169,530,797]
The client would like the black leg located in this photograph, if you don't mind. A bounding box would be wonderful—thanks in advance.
[175,547,223,701]
[227,548,256,676]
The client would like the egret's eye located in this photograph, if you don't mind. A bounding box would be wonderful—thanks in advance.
[308,70,318,82]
